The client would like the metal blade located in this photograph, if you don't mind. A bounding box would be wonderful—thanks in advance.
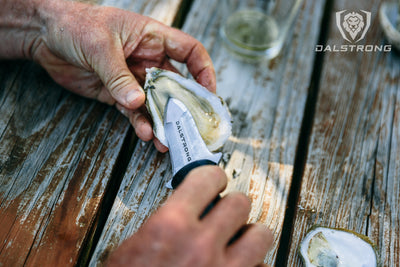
[164,98,221,177]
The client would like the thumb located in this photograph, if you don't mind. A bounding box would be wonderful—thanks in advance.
[94,45,145,110]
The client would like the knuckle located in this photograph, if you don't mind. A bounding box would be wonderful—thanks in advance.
[186,166,227,190]
[106,73,131,93]
[230,193,251,211]
[152,205,192,234]
[203,166,228,187]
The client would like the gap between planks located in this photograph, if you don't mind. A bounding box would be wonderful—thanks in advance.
[274,0,335,265]
[286,0,400,265]
[77,128,137,266]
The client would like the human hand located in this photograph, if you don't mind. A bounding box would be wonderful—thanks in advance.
[31,1,216,152]
[107,166,273,267]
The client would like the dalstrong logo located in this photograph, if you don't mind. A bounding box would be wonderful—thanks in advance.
[336,10,371,43]
[316,9,391,53]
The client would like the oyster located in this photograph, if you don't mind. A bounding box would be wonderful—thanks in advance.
[299,226,379,267]
[144,67,232,152]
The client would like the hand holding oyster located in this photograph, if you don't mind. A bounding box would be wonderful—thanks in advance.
[144,67,232,152]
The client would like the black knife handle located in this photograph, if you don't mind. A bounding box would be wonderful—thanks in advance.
[171,159,220,218]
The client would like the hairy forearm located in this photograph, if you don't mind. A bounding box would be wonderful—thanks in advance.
[0,0,86,60]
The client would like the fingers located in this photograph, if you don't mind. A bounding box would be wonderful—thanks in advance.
[153,138,168,153]
[202,192,251,245]
[168,166,227,216]
[94,41,146,110]
[116,104,168,153]
[164,27,216,93]
[227,224,273,267]
[167,164,272,267]
[130,112,153,141]
[116,104,152,139]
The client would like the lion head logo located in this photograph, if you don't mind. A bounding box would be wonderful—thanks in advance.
[343,12,364,40]
[336,10,371,43]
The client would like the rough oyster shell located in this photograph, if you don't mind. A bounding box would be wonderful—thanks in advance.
[144,67,232,152]
[299,226,379,267]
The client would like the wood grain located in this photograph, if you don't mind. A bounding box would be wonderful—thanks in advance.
[0,61,129,266]
[0,0,183,266]
[90,0,327,265]
[287,0,400,266]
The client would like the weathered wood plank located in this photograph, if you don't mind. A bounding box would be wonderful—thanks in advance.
[90,0,327,265]
[370,57,400,266]
[0,0,183,266]
[89,140,172,265]
[287,0,400,266]
[0,61,129,266]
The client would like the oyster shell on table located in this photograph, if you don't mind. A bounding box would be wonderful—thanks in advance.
[299,226,379,267]
[144,67,232,152]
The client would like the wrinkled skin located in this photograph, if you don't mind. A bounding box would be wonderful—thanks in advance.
[107,166,273,267]
[30,1,216,152]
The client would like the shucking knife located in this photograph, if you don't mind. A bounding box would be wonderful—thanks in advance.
[164,97,222,189]
[164,98,242,240]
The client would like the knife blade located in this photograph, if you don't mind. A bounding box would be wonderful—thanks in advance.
[164,97,222,189]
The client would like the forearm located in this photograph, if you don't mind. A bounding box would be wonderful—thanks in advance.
[0,0,43,59]
[0,0,83,60]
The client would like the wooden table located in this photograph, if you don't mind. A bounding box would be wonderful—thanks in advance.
[0,0,399,266]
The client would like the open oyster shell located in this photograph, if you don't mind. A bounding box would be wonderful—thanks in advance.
[144,67,232,152]
[299,226,379,267]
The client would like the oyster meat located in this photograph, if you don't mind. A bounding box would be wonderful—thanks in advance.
[144,67,232,152]
[299,226,378,267]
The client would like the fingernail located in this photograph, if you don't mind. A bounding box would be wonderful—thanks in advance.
[126,89,144,105]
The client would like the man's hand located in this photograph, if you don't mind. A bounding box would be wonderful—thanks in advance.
[107,166,273,267]
[0,0,216,152]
